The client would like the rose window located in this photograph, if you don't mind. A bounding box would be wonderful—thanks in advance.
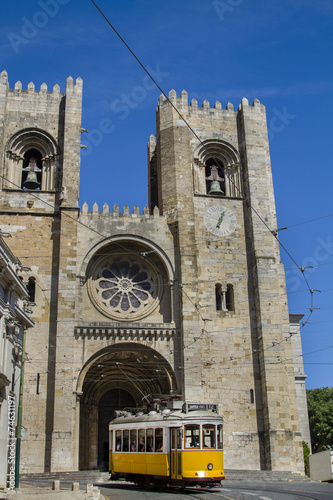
[88,255,160,321]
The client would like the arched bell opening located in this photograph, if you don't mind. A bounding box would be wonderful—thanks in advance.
[193,138,242,197]
[77,343,178,471]
[5,127,58,191]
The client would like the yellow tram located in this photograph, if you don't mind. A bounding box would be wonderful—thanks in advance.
[109,402,224,488]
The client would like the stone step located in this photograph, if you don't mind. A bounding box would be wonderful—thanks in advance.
[224,469,316,482]
[20,470,109,484]
[20,469,317,484]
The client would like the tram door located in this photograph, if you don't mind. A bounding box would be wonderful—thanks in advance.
[170,427,182,480]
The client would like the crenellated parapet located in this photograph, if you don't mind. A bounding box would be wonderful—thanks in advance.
[80,202,161,218]
[0,70,82,99]
[157,88,265,116]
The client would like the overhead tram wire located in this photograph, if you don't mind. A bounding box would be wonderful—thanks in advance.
[277,213,333,231]
[285,261,333,271]
[89,0,318,330]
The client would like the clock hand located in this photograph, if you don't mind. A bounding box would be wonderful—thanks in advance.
[216,211,225,229]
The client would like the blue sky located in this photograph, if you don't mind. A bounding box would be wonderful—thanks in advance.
[1,0,332,389]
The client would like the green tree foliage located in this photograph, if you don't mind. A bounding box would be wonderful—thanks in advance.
[302,441,310,474]
[307,387,333,452]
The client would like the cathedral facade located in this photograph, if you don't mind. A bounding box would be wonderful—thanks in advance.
[0,70,310,475]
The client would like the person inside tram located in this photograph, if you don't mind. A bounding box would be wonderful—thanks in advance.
[191,436,199,447]
[138,438,145,452]
[131,439,137,452]
[155,438,163,452]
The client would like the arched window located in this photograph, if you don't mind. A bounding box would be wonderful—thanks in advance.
[215,283,235,312]
[27,277,36,303]
[215,283,222,311]
[22,149,43,189]
[226,284,235,312]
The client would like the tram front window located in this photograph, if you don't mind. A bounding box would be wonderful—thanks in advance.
[202,424,216,448]
[185,424,200,448]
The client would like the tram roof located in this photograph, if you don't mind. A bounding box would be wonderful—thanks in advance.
[109,409,223,427]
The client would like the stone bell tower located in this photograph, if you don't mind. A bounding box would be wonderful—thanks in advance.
[0,70,83,471]
[148,90,304,472]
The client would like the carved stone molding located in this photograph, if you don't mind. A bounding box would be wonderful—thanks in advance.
[74,325,177,341]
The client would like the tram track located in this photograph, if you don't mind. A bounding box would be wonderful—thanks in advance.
[96,480,333,500]
[177,485,323,500]
[21,478,331,500]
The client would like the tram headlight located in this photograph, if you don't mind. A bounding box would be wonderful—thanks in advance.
[207,463,213,471]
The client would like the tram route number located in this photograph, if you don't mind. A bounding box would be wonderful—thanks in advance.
[185,403,218,412]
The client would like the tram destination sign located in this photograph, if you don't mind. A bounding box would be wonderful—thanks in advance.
[183,403,218,413]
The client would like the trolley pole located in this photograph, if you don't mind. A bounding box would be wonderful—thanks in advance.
[15,325,26,489]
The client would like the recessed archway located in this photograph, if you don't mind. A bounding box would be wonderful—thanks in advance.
[98,388,136,470]
[78,343,178,470]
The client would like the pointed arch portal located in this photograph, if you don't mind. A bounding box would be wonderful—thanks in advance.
[77,343,178,470]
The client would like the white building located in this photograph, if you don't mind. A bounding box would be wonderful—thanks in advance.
[0,235,34,492]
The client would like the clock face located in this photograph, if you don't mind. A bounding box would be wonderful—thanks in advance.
[204,205,237,237]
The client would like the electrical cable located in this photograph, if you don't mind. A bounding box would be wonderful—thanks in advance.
[277,213,333,230]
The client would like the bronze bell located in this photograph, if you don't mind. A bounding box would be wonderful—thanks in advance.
[208,180,224,195]
[22,158,41,189]
[23,171,40,189]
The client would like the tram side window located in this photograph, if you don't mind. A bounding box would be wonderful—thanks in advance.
[171,428,182,450]
[146,428,154,452]
[116,430,122,451]
[138,429,145,452]
[155,428,163,452]
[202,424,216,448]
[123,430,129,452]
[185,424,200,448]
[130,429,137,452]
[217,424,223,449]
[171,429,176,450]
[177,428,182,449]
